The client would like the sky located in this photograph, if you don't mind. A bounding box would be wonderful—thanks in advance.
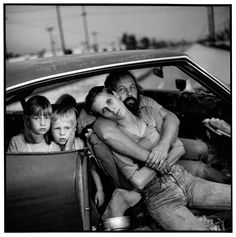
[5,4,230,55]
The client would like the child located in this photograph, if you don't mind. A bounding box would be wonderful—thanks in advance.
[7,95,55,152]
[51,101,105,208]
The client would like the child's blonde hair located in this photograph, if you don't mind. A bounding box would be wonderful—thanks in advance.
[52,104,78,128]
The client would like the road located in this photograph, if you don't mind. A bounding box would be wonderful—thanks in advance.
[6,43,231,111]
[43,43,230,103]
[185,44,230,85]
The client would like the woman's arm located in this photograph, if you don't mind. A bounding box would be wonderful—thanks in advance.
[129,166,157,190]
[129,145,184,190]
[93,117,150,162]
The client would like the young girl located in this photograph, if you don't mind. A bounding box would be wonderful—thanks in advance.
[7,95,55,153]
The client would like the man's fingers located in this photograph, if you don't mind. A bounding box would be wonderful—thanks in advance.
[156,159,165,169]
[162,165,168,174]
[146,152,155,166]
[166,164,171,172]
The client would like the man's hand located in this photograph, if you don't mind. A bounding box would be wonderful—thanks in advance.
[145,142,169,169]
[158,160,171,175]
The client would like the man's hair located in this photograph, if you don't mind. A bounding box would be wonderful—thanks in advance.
[52,103,77,127]
[85,86,112,116]
[23,95,52,144]
[105,70,142,94]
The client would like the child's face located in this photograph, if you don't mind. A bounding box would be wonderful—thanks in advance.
[29,114,51,135]
[51,117,76,146]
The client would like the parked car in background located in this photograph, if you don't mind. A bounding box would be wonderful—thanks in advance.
[5,49,231,232]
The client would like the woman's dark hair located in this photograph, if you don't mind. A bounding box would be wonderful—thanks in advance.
[85,86,112,116]
[23,95,52,144]
[105,70,142,94]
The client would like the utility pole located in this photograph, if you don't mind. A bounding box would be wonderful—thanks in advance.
[46,27,56,56]
[92,31,98,52]
[56,6,66,54]
[81,6,90,52]
[207,6,215,43]
[5,16,8,61]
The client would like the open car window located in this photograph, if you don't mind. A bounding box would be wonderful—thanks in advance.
[132,65,204,92]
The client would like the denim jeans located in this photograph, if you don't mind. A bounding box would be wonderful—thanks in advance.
[177,160,230,184]
[180,138,208,162]
[141,164,231,231]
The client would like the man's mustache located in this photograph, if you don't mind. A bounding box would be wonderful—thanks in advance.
[123,96,140,116]
[124,96,137,105]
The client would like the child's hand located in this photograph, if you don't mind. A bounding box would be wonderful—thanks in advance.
[65,129,75,150]
[95,189,105,208]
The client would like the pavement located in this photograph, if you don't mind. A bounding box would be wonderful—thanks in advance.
[185,44,230,85]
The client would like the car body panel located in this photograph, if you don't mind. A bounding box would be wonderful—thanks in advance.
[5,149,90,232]
[5,49,231,231]
[6,50,230,106]
[6,50,186,90]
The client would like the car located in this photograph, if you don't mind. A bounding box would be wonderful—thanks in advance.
[5,49,232,232]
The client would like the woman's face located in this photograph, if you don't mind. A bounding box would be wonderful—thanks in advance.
[91,91,127,121]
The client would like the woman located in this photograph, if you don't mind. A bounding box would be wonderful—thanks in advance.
[85,86,231,231]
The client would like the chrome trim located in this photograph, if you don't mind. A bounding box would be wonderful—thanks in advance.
[6,55,187,92]
[186,57,230,92]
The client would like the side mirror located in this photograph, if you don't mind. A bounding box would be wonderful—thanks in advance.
[153,67,163,78]
[175,79,186,91]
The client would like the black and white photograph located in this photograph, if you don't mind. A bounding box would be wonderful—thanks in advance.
[4,2,232,233]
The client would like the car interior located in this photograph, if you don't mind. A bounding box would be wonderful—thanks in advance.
[5,65,232,231]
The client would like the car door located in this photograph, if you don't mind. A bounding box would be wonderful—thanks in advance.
[5,149,90,232]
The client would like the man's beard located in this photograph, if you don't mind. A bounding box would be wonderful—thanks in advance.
[123,96,140,116]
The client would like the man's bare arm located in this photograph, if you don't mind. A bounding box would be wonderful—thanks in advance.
[93,117,149,162]
[158,107,180,149]
[166,145,185,167]
[157,144,185,175]
[146,107,180,169]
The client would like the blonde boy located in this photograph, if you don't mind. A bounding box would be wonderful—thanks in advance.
[51,103,105,208]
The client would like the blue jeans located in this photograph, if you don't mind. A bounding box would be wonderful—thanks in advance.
[141,164,231,231]
[180,138,208,162]
[177,160,229,184]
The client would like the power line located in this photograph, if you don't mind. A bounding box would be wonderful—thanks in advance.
[7,20,47,30]
[7,12,83,24]
[6,6,199,20]
[6,6,54,14]
[7,5,200,15]
[87,7,202,15]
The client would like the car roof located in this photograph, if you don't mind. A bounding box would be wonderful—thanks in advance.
[6,49,186,90]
